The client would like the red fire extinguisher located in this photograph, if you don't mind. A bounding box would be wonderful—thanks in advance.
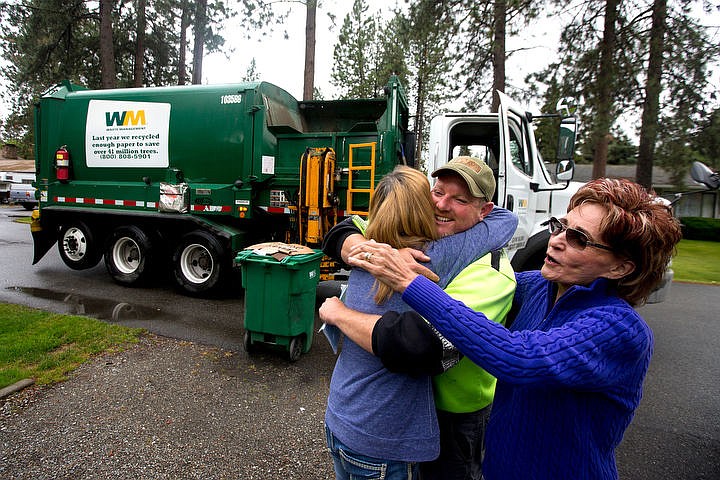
[56,146,70,182]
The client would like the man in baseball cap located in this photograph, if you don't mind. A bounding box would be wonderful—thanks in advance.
[430,156,497,237]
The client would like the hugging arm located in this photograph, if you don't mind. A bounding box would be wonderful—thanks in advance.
[321,217,364,265]
[319,296,446,376]
[318,296,379,353]
[322,217,437,281]
[373,311,448,376]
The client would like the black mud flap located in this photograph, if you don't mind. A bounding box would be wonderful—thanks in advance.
[31,211,57,265]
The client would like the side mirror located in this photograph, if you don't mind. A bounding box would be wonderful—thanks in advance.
[556,116,577,162]
[556,160,575,182]
[690,161,719,190]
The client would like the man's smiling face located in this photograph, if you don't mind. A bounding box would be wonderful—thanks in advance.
[431,173,487,237]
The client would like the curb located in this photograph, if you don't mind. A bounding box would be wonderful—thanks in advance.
[0,378,35,400]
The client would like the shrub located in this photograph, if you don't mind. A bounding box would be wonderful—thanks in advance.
[680,217,720,241]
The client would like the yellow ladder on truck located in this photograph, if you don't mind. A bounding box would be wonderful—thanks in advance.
[345,142,376,216]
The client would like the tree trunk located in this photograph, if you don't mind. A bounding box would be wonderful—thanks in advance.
[636,0,667,190]
[303,0,317,100]
[591,0,619,180]
[491,0,506,113]
[134,0,146,87]
[99,0,116,89]
[178,0,190,85]
[192,0,208,85]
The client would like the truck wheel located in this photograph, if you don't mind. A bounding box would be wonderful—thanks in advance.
[104,226,155,286]
[58,221,102,270]
[511,230,550,272]
[172,230,228,295]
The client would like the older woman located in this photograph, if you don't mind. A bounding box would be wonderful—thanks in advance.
[319,178,682,480]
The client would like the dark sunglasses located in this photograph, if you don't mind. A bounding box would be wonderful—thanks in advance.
[547,217,614,252]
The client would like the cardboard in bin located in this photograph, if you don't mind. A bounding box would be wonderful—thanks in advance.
[235,241,320,263]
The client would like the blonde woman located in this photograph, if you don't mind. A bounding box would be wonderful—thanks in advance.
[325,164,517,480]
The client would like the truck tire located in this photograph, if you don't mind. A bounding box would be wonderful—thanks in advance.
[104,226,155,286]
[172,230,228,295]
[511,230,550,272]
[58,221,102,270]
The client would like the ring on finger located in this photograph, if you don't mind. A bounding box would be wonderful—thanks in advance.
[363,251,373,261]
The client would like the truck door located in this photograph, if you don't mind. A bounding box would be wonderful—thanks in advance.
[498,92,537,254]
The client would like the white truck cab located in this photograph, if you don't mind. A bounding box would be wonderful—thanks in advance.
[428,93,584,272]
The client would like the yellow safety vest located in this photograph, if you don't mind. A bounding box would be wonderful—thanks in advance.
[432,250,516,413]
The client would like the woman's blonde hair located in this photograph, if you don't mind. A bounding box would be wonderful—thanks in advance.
[569,178,682,306]
[365,166,439,304]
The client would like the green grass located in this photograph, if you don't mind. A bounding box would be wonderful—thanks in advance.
[0,304,143,389]
[672,239,720,285]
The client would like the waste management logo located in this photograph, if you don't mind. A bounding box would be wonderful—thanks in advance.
[86,99,170,168]
[105,109,147,127]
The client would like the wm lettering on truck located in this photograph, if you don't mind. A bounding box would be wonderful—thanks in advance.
[34,77,670,302]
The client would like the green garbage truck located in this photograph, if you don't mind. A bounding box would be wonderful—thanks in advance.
[31,76,414,295]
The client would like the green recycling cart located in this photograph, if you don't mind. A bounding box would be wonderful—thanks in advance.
[235,249,324,361]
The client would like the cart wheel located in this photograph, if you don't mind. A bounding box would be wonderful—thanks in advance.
[288,335,304,362]
[243,331,257,354]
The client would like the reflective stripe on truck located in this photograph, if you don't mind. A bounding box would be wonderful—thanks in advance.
[53,195,233,213]
[54,196,154,208]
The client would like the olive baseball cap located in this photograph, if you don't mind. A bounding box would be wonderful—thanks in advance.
[431,156,496,200]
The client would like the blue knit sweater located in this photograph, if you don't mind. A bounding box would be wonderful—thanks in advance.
[325,207,518,462]
[402,270,653,479]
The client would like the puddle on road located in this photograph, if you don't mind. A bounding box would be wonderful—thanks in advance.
[6,286,245,350]
[6,286,163,322]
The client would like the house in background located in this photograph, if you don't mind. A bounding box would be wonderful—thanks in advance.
[571,163,718,219]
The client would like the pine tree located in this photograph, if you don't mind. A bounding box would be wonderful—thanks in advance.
[330,0,379,98]
[403,0,457,165]
[530,0,717,186]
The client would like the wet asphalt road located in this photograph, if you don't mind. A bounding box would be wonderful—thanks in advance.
[0,204,718,478]
[0,204,342,353]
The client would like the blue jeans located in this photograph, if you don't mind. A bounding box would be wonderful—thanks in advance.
[325,424,419,479]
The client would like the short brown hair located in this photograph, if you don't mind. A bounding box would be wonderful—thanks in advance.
[568,178,682,306]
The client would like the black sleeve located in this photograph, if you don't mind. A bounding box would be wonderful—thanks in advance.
[371,311,446,376]
[321,217,361,263]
